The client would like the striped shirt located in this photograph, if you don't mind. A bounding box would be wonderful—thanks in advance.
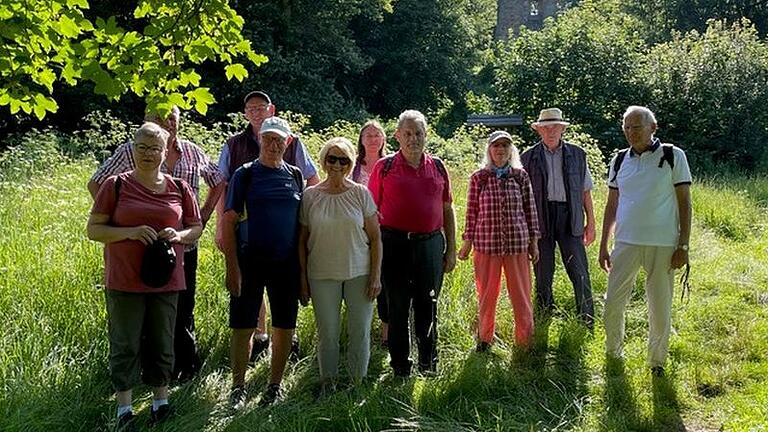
[91,138,224,201]
[462,167,540,255]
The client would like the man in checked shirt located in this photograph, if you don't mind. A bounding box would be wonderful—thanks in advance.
[88,106,226,382]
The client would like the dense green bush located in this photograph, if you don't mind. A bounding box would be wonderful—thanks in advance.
[637,19,768,173]
[493,0,645,151]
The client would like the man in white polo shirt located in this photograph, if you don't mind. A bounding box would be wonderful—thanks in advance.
[598,105,692,377]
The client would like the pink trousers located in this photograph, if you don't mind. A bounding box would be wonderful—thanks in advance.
[473,251,534,346]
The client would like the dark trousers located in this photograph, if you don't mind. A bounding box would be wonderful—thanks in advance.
[106,290,178,391]
[381,230,445,373]
[534,202,595,324]
[173,248,200,376]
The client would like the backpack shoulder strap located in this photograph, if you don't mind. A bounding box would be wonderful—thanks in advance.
[171,178,186,210]
[114,175,122,199]
[289,164,304,192]
[351,162,362,182]
[381,154,396,176]
[609,149,629,183]
[376,155,397,207]
[659,144,675,170]
[432,156,449,182]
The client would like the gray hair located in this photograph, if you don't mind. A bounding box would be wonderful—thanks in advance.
[319,137,357,176]
[144,105,181,123]
[482,139,522,170]
[134,122,169,147]
[623,105,657,126]
[397,109,428,131]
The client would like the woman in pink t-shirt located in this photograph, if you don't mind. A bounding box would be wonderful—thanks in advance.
[87,122,202,429]
[350,120,390,346]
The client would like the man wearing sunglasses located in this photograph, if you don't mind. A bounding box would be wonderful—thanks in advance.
[216,91,319,364]
[368,109,457,377]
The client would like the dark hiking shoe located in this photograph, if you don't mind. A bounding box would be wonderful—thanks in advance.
[476,342,491,353]
[259,383,283,406]
[229,385,247,410]
[115,412,137,432]
[149,404,173,426]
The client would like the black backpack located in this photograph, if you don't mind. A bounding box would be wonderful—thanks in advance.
[609,144,675,184]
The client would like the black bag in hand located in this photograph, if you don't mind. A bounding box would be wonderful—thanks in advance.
[141,239,177,288]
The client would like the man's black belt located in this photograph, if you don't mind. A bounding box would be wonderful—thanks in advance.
[381,226,441,241]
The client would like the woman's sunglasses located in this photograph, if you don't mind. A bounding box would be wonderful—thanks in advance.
[326,155,351,166]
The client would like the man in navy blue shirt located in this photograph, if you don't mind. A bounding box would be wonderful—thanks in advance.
[220,116,303,407]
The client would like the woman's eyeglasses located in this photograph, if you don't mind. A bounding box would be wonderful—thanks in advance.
[135,144,164,154]
[326,155,351,166]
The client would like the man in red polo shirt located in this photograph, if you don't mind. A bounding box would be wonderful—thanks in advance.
[368,109,457,377]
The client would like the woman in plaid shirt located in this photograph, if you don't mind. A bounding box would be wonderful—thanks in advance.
[458,131,540,352]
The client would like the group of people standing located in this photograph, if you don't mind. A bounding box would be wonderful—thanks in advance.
[86,91,691,430]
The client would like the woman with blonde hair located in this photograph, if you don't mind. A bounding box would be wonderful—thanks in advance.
[458,131,540,352]
[299,137,382,393]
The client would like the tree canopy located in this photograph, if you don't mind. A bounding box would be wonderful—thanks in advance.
[0,0,266,119]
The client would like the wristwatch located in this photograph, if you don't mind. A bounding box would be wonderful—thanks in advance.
[677,244,689,251]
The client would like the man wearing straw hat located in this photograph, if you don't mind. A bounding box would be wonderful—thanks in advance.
[520,108,596,328]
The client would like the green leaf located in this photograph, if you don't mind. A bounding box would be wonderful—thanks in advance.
[58,15,81,38]
[224,63,247,81]
[167,92,186,108]
[247,51,269,66]
[134,1,152,19]
[9,98,22,114]
[67,0,89,8]
[32,93,58,119]
[37,68,56,92]
[0,6,13,20]
[179,69,201,86]
[61,62,81,85]
[186,87,215,114]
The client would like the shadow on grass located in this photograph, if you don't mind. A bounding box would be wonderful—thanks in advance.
[412,316,592,430]
[651,374,686,431]
[600,356,640,431]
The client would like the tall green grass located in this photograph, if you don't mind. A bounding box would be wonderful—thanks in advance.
[1,141,767,431]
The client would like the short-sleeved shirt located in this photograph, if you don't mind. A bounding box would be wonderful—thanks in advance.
[543,143,593,202]
[462,168,540,255]
[225,161,302,261]
[90,139,224,201]
[218,132,317,181]
[608,139,692,247]
[300,183,377,280]
[367,151,452,233]
[91,173,201,293]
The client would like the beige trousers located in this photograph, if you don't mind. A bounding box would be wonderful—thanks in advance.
[604,242,676,367]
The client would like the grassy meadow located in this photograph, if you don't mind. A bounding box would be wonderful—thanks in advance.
[1,139,768,431]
